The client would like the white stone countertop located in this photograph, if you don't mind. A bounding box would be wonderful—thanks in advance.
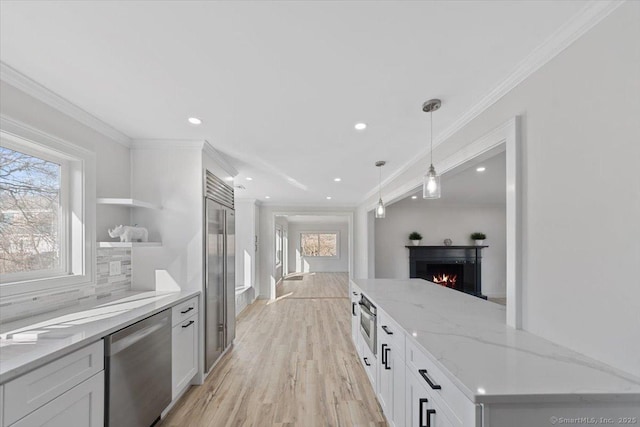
[0,290,200,384]
[352,278,640,405]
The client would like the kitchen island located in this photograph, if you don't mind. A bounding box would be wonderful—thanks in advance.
[351,278,640,427]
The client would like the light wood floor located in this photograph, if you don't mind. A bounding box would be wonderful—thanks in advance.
[160,272,386,427]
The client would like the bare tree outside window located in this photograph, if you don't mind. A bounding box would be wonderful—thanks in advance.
[0,146,62,275]
[300,233,337,257]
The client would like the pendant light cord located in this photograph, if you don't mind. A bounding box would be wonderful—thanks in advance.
[430,110,433,166]
[378,166,382,199]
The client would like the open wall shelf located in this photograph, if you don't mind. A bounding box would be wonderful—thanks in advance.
[97,198,162,210]
[97,242,162,248]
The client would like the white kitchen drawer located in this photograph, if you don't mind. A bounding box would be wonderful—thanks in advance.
[4,341,104,426]
[405,337,476,427]
[10,371,104,427]
[171,296,199,327]
[377,308,405,360]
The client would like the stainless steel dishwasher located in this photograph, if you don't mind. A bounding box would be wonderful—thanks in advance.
[105,308,171,427]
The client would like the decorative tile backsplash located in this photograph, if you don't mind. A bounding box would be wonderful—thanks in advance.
[0,248,132,323]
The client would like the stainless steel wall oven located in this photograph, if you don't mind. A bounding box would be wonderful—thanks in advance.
[359,294,377,355]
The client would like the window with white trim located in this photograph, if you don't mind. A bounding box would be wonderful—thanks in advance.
[300,232,338,257]
[0,118,95,295]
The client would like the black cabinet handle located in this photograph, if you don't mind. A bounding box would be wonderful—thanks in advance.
[419,398,428,427]
[182,320,195,328]
[352,302,356,316]
[418,398,436,427]
[418,369,442,390]
[384,346,391,370]
[181,306,194,314]
[381,344,388,366]
[352,291,358,296]
[382,325,393,335]
[363,357,371,366]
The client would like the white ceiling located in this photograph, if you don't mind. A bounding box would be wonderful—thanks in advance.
[0,1,588,205]
[282,215,350,224]
[401,150,506,207]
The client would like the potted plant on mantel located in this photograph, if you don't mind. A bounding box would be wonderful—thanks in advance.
[409,231,423,246]
[470,232,486,246]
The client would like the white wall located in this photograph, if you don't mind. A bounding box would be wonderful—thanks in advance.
[374,199,506,297]
[288,221,349,273]
[356,2,640,378]
[235,199,258,290]
[0,79,131,317]
[130,144,204,292]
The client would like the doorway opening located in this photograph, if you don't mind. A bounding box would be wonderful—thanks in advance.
[270,212,354,300]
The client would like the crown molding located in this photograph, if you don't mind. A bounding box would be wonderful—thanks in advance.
[130,139,205,150]
[261,201,357,209]
[361,0,625,204]
[203,140,239,177]
[0,62,132,147]
[365,118,513,211]
[130,138,239,177]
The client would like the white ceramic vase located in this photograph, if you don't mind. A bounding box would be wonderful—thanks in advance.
[411,240,421,246]
[475,240,484,246]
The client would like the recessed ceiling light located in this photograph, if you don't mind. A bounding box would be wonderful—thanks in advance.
[188,117,202,125]
[326,196,332,200]
[354,123,367,131]
[265,196,271,199]
[246,177,253,181]
[334,178,342,182]
[411,195,418,199]
[477,388,486,394]
[476,167,486,172]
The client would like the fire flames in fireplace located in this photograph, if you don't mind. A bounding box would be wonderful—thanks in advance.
[433,273,457,288]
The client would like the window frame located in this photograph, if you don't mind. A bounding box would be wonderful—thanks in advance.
[0,116,96,297]
[275,225,283,267]
[299,231,340,259]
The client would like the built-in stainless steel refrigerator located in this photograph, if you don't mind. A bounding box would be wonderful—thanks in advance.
[204,171,236,372]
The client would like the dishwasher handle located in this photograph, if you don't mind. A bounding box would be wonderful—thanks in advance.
[107,309,171,356]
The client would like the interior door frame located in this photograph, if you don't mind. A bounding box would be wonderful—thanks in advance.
[268,211,355,301]
[366,117,522,328]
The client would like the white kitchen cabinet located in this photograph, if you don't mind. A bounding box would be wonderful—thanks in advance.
[406,367,456,427]
[377,310,405,427]
[350,285,360,348]
[405,337,475,427]
[4,341,103,426]
[10,371,104,427]
[172,311,198,399]
[1,384,4,427]
[359,339,377,391]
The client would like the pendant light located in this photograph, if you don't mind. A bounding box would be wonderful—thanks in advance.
[375,161,386,218]
[422,99,442,199]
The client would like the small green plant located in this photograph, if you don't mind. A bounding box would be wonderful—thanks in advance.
[409,231,423,240]
[470,232,486,240]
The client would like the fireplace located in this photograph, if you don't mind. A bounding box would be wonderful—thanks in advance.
[406,245,487,299]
